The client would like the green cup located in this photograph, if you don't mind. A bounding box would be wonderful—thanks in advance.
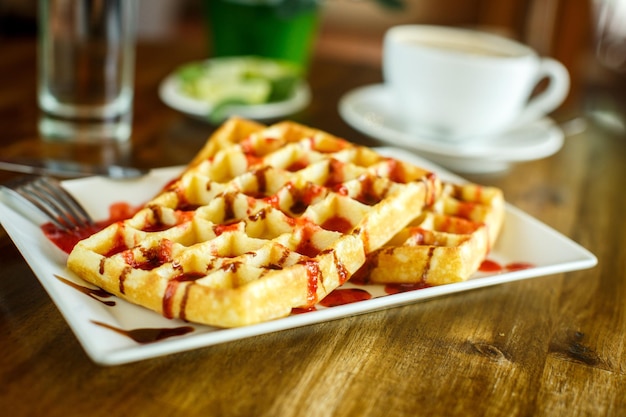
[204,0,320,71]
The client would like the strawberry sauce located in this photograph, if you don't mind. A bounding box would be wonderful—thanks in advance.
[42,202,139,254]
[319,288,372,307]
[479,259,535,273]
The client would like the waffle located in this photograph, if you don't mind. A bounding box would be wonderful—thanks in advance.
[191,118,505,287]
[354,181,505,286]
[67,118,440,327]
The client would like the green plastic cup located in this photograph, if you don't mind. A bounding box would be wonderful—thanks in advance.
[204,0,320,71]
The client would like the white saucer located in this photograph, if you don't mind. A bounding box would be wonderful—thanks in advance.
[339,84,565,173]
[159,69,311,123]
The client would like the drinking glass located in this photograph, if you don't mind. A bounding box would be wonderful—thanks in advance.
[38,0,137,142]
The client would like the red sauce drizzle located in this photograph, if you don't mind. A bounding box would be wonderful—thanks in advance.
[222,192,237,221]
[152,239,174,266]
[91,320,194,344]
[386,159,407,183]
[162,280,180,319]
[333,184,349,197]
[474,185,484,202]
[324,159,345,187]
[355,174,383,206]
[172,184,193,211]
[287,157,309,172]
[161,177,181,192]
[385,282,431,294]
[456,201,476,220]
[42,223,101,254]
[319,288,372,307]
[290,200,308,216]
[421,246,435,280]
[54,274,116,306]
[303,182,327,203]
[294,222,321,257]
[123,240,173,271]
[221,261,241,273]
[42,201,140,254]
[176,201,201,212]
[321,215,352,234]
[291,306,317,314]
[300,260,321,305]
[213,221,240,236]
[266,246,290,271]
[479,259,503,272]
[246,154,263,167]
[142,209,194,233]
[479,259,536,273]
[505,262,535,272]
[263,194,280,210]
[423,172,438,206]
[252,166,271,195]
[104,227,129,258]
[248,208,268,222]
[241,135,281,159]
[333,251,350,285]
[108,202,139,222]
[286,182,325,215]
[240,137,256,155]
[118,266,132,294]
[178,272,206,321]
[141,222,169,234]
[349,265,370,285]
[409,229,427,245]
[162,272,205,320]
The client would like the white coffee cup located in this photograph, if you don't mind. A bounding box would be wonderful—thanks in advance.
[383,25,570,142]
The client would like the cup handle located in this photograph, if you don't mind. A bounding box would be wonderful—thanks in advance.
[513,58,570,128]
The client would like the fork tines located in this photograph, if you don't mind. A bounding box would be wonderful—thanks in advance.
[2,176,94,232]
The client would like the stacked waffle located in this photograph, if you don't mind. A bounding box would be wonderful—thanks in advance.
[67,118,504,327]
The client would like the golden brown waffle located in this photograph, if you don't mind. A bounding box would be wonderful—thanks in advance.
[354,181,504,286]
[67,118,441,327]
[190,117,505,287]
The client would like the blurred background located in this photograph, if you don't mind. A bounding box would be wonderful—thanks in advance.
[1,0,624,132]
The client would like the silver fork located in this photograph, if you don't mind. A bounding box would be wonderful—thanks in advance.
[0,176,94,232]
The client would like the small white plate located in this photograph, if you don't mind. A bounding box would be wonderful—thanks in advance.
[159,69,311,123]
[0,151,596,365]
[339,84,565,173]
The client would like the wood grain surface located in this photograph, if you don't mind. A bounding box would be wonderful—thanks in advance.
[0,36,624,417]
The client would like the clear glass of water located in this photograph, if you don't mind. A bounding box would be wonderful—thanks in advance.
[37,0,137,143]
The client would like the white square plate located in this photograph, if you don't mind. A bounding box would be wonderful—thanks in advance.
[0,149,597,365]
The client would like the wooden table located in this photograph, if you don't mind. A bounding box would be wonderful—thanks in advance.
[1,37,624,417]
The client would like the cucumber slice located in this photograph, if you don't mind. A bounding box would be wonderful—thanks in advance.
[176,56,302,107]
[184,77,271,105]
